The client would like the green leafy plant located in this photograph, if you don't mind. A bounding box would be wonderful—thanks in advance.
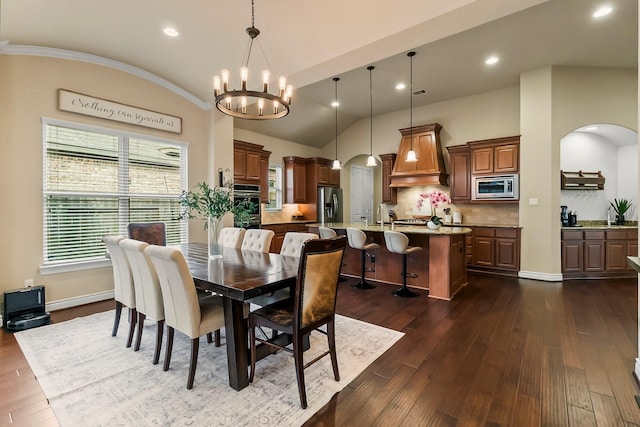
[610,198,632,217]
[179,182,256,227]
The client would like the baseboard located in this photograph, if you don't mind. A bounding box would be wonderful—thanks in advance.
[518,270,564,282]
[46,290,114,312]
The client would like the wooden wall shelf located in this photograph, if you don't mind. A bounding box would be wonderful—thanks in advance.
[561,170,605,190]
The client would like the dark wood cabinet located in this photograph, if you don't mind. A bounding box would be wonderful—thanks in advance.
[446,145,471,203]
[261,222,310,253]
[307,157,339,188]
[561,228,637,278]
[380,153,397,204]
[467,226,520,275]
[468,136,520,175]
[283,156,307,203]
[259,150,271,203]
[234,140,270,186]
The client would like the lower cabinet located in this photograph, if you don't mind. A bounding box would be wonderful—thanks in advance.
[261,222,310,253]
[561,228,638,278]
[467,226,520,275]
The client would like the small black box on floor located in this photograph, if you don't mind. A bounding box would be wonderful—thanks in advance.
[3,286,50,332]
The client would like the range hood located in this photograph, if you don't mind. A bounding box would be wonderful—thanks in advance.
[390,123,448,187]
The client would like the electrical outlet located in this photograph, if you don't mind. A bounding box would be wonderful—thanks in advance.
[24,278,34,288]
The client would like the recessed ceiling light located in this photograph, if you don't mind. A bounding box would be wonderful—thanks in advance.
[163,27,179,37]
[331,101,339,108]
[586,126,599,131]
[593,5,613,18]
[395,83,406,90]
[485,56,499,65]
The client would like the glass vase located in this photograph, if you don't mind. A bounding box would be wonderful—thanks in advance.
[208,216,223,259]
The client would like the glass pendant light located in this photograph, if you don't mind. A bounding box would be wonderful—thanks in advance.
[366,66,377,167]
[405,51,418,163]
[331,77,341,170]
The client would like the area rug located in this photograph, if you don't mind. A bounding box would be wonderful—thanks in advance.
[15,310,403,426]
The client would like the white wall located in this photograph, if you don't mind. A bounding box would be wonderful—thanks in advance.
[560,131,638,220]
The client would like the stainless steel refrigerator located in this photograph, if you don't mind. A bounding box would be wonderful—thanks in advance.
[317,187,343,224]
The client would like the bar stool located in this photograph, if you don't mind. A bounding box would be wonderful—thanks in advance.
[384,230,422,298]
[346,227,379,289]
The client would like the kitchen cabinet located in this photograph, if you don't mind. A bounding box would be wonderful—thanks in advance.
[234,141,261,183]
[467,226,520,275]
[468,136,519,175]
[561,228,638,278]
[380,153,397,204]
[259,150,271,203]
[283,156,307,203]
[446,145,471,203]
[307,157,339,188]
[390,123,448,187]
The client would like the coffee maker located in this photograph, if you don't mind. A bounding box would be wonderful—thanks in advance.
[561,205,569,226]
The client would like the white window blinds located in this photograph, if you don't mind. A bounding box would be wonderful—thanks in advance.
[43,119,187,265]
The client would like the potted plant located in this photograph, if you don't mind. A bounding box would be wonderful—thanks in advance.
[180,182,256,257]
[610,198,632,225]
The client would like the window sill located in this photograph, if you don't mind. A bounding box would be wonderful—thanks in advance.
[39,258,111,275]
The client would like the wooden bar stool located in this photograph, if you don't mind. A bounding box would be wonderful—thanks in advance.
[346,227,379,289]
[383,230,422,297]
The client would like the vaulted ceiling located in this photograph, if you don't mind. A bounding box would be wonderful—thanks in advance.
[1,0,636,147]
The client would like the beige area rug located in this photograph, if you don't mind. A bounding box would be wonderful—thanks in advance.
[15,310,403,426]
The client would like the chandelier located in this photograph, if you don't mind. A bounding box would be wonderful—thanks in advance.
[212,0,292,120]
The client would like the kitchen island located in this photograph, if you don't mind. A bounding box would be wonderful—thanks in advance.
[308,223,472,300]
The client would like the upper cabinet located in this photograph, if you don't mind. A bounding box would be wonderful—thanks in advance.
[283,156,308,204]
[307,157,340,188]
[446,145,471,203]
[468,136,519,175]
[380,153,397,204]
[234,140,270,186]
[390,123,448,187]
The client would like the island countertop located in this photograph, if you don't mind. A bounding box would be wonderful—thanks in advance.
[308,222,472,235]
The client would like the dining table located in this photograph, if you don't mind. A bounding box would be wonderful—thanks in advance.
[178,242,300,391]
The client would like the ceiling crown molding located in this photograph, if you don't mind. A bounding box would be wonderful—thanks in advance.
[0,43,212,111]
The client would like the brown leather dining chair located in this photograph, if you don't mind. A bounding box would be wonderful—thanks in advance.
[127,222,166,246]
[248,236,347,409]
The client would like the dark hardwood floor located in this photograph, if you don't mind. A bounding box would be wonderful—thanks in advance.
[2,273,639,426]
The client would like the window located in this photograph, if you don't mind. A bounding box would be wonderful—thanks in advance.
[42,119,187,269]
[265,164,282,210]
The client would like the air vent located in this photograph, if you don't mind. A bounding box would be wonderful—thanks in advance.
[412,89,426,95]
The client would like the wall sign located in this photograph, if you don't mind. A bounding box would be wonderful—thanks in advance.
[58,89,182,134]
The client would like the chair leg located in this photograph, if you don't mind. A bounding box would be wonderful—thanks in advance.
[327,320,340,381]
[214,329,221,347]
[249,326,256,383]
[153,319,164,365]
[126,308,137,348]
[134,312,145,351]
[112,301,123,337]
[206,332,213,344]
[293,335,308,409]
[393,254,419,298]
[187,338,200,390]
[163,326,174,372]
[352,249,375,289]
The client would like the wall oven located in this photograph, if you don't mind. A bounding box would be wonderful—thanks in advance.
[472,174,519,200]
[232,184,261,228]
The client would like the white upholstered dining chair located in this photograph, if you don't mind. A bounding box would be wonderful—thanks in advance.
[145,245,226,389]
[119,238,165,364]
[218,227,246,249]
[102,235,137,348]
[279,232,318,258]
[241,229,275,253]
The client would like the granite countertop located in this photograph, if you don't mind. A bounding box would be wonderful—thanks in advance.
[261,220,316,226]
[309,222,472,235]
[561,220,638,230]
[442,223,521,229]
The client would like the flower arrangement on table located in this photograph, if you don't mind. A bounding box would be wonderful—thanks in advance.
[179,182,256,257]
[416,190,452,226]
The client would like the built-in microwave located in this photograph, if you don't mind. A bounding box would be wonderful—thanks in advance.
[471,174,519,200]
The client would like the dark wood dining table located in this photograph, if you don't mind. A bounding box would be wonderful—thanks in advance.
[178,242,300,391]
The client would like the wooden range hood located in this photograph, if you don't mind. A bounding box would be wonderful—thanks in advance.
[390,123,448,187]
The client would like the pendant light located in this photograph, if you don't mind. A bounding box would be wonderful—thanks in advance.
[331,77,341,170]
[405,51,418,162]
[366,66,377,167]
